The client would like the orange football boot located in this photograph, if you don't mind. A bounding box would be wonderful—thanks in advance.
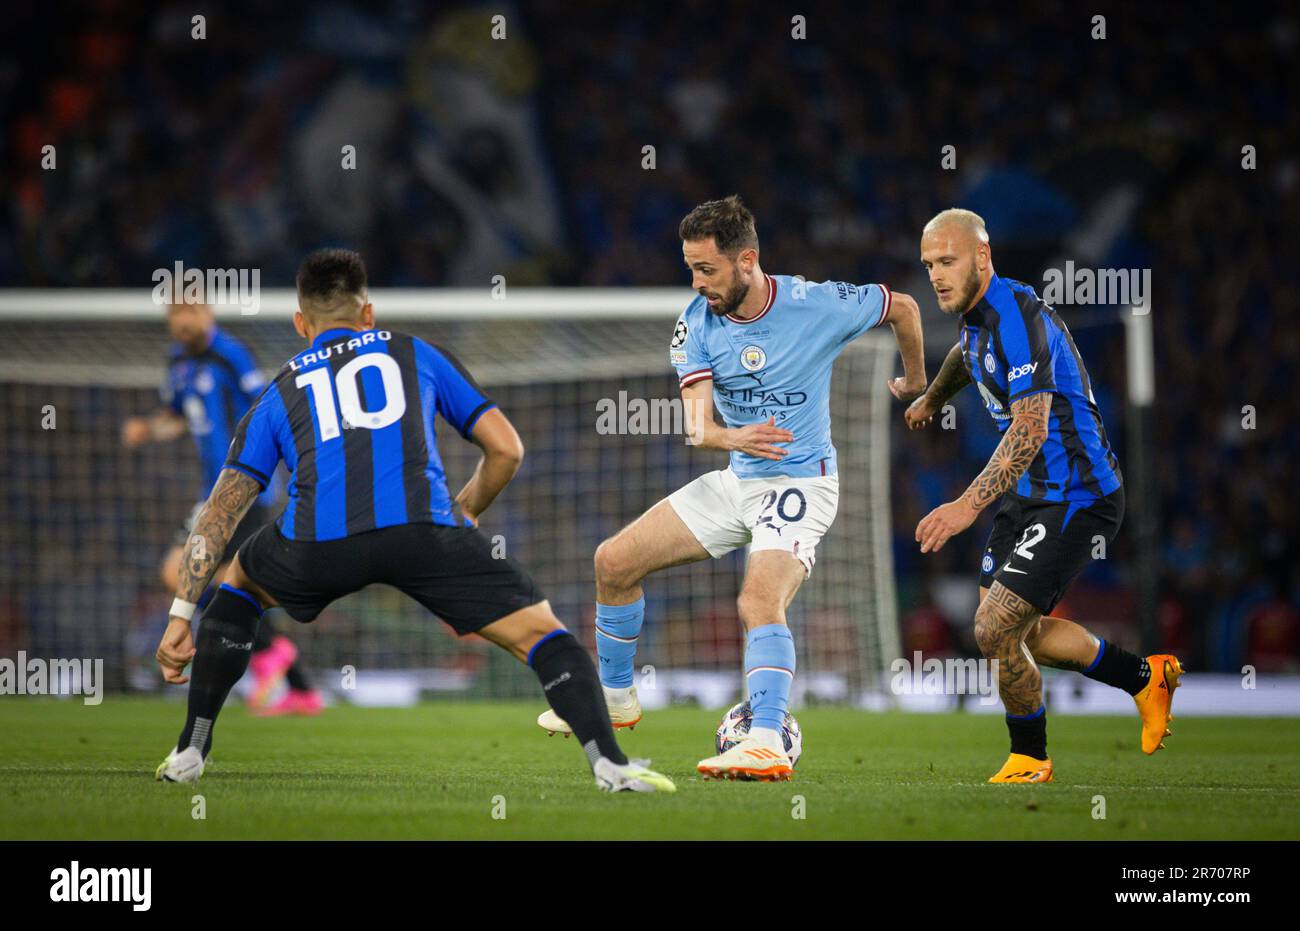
[1134,654,1183,754]
[988,753,1054,783]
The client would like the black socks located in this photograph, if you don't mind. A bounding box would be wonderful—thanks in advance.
[1006,707,1048,761]
[529,631,627,766]
[1004,637,1149,761]
[252,613,275,652]
[285,661,312,692]
[177,585,263,757]
[1083,639,1150,696]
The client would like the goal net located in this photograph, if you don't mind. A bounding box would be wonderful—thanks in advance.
[0,289,899,707]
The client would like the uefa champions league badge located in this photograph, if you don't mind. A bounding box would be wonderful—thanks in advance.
[740,345,766,371]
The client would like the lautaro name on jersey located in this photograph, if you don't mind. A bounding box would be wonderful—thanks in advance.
[225,327,496,542]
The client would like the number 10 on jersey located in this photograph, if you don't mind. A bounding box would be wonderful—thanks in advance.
[295,354,407,440]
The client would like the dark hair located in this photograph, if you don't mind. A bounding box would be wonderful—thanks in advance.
[296,248,368,309]
[678,195,759,256]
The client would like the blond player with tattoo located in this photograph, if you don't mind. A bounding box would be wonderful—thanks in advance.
[907,209,1182,783]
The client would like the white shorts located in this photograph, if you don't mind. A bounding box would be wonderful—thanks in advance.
[666,469,839,577]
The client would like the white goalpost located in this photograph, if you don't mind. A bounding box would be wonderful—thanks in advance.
[0,289,899,706]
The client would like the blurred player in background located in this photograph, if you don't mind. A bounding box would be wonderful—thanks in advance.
[153,249,673,793]
[537,195,928,780]
[122,298,322,715]
[907,208,1182,783]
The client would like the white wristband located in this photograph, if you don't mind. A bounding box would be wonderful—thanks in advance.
[170,598,198,621]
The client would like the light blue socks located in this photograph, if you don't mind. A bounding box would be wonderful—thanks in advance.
[594,597,645,690]
[745,624,795,734]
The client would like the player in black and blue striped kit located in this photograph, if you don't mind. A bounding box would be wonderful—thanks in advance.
[152,249,672,793]
[122,299,317,710]
[906,209,1182,784]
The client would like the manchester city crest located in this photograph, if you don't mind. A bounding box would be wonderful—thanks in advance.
[740,345,766,371]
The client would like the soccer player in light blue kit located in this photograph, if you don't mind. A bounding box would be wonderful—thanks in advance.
[537,196,927,779]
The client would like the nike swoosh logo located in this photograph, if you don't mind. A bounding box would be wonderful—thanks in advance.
[1002,565,1027,575]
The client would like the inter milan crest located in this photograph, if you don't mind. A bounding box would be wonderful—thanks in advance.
[984,353,996,374]
[740,345,766,371]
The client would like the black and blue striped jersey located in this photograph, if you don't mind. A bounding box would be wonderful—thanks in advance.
[163,327,269,501]
[224,327,495,541]
[961,274,1122,503]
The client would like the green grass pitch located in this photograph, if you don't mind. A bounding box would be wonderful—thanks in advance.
[1,698,1296,840]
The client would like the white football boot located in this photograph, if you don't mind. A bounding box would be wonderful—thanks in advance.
[537,686,642,736]
[697,733,793,782]
[155,746,206,784]
[593,757,676,793]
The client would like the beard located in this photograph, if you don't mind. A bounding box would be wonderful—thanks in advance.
[704,278,749,316]
[940,265,982,315]
[175,329,205,352]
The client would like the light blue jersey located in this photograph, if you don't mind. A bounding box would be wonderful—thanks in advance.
[670,274,892,478]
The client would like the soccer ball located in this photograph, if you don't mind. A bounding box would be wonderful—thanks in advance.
[715,701,802,767]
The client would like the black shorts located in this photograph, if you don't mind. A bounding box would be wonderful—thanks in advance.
[174,502,270,557]
[235,521,545,634]
[978,486,1124,614]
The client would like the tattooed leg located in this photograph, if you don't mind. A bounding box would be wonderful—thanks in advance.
[979,586,1102,673]
[976,583,1057,763]
[974,582,1043,716]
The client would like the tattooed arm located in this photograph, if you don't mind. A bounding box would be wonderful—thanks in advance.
[175,468,263,605]
[156,468,262,683]
[961,392,1051,511]
[915,392,1052,554]
[904,342,971,429]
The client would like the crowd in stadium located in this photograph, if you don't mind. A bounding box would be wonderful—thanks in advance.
[2,2,1295,672]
